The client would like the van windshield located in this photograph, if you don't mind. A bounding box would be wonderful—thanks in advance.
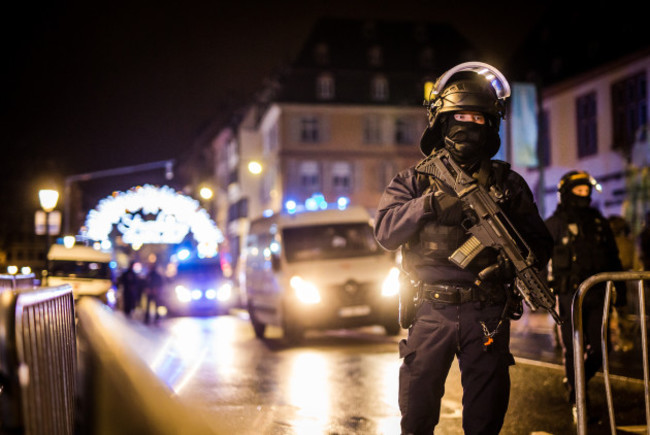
[50,260,112,279]
[283,223,383,262]
[175,260,223,279]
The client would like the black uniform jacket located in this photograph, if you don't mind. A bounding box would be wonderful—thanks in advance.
[545,204,623,297]
[374,163,553,284]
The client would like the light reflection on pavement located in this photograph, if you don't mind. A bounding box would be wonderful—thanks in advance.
[121,309,646,434]
[130,313,413,434]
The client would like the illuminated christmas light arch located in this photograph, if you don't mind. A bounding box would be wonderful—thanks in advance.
[83,185,223,255]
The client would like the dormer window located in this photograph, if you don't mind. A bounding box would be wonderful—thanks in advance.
[371,75,389,101]
[368,45,383,67]
[314,43,329,65]
[419,47,434,69]
[316,73,335,100]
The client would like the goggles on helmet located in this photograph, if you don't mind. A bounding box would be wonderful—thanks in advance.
[424,61,511,104]
[558,171,602,193]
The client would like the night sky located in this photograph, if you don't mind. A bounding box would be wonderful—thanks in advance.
[3,1,549,181]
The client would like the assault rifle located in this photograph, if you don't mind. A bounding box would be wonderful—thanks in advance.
[415,148,562,324]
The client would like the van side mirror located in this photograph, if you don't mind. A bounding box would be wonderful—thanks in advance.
[271,254,281,271]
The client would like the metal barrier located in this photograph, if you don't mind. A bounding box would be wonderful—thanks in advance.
[0,274,35,291]
[76,297,219,434]
[0,284,76,435]
[573,271,650,435]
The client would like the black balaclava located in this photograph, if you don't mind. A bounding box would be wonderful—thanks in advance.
[558,171,595,209]
[441,113,500,167]
[561,185,592,209]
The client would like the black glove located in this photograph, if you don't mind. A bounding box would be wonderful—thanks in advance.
[495,252,516,282]
[430,191,464,225]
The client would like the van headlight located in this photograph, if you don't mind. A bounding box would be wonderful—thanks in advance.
[290,276,321,304]
[381,267,400,297]
[106,287,117,306]
[216,282,233,302]
[175,285,192,303]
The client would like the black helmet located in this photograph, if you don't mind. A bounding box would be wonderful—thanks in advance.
[557,170,600,207]
[420,62,510,156]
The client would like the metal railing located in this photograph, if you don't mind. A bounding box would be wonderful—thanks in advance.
[0,283,76,435]
[573,271,650,435]
[75,297,219,434]
[0,274,36,291]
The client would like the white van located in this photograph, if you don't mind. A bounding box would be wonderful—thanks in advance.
[47,244,116,306]
[243,206,400,343]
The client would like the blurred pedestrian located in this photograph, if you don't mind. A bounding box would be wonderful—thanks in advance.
[639,211,650,270]
[608,215,635,271]
[546,170,624,422]
[374,62,553,434]
[118,260,142,317]
[144,263,164,324]
[607,215,635,352]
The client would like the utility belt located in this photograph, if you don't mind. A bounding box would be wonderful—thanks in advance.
[421,282,505,305]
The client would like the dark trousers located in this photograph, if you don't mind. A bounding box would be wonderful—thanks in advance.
[144,292,160,324]
[399,301,513,435]
[557,288,606,401]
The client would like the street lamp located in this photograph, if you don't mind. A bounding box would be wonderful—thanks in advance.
[199,186,214,200]
[39,189,59,281]
[248,161,263,175]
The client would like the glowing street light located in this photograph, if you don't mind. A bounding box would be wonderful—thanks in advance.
[248,161,263,175]
[39,189,59,212]
[39,188,59,281]
[199,186,214,200]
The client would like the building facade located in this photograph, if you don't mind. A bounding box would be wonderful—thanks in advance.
[512,48,650,233]
[207,18,480,278]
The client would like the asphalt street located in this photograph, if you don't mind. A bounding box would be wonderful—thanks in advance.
[504,308,647,435]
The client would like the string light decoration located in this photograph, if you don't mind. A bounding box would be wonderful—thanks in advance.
[83,185,223,254]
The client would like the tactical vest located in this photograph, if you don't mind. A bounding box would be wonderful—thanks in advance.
[551,208,611,293]
[404,160,510,276]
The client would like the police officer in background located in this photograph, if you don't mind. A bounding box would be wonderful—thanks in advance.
[374,62,553,434]
[545,170,623,421]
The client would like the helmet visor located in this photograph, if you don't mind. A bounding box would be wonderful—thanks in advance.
[428,61,511,102]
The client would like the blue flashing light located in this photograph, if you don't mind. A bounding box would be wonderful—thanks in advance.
[336,196,350,210]
[285,200,297,214]
[109,261,118,269]
[177,248,191,261]
[311,193,328,210]
[305,197,318,211]
[263,209,273,217]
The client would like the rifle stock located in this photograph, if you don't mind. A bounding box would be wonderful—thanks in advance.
[415,149,561,324]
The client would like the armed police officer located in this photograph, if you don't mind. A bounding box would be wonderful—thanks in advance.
[545,170,623,422]
[374,62,553,435]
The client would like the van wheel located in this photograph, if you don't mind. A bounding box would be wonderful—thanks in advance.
[282,309,304,345]
[247,302,266,339]
[384,321,401,336]
[283,322,304,345]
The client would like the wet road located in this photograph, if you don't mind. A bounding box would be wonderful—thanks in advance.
[122,309,647,434]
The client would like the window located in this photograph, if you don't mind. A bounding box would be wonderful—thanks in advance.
[371,75,389,102]
[300,117,321,143]
[314,43,329,65]
[264,123,279,154]
[331,161,353,192]
[611,71,647,153]
[299,161,321,191]
[576,92,598,158]
[316,73,335,100]
[228,198,248,222]
[395,117,414,145]
[363,115,382,144]
[419,47,434,69]
[227,198,249,222]
[379,161,397,191]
